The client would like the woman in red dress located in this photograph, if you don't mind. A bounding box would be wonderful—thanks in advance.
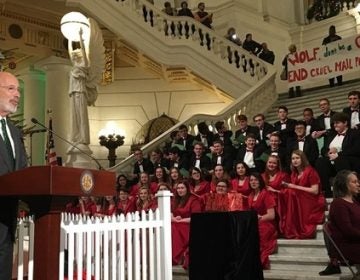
[169,167,183,193]
[279,150,325,239]
[116,174,130,192]
[150,166,168,194]
[94,196,117,217]
[231,161,251,195]
[248,173,277,269]
[117,187,135,215]
[135,187,157,212]
[171,180,202,269]
[210,164,230,192]
[189,167,210,196]
[130,172,151,197]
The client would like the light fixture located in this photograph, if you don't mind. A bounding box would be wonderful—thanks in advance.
[60,12,90,42]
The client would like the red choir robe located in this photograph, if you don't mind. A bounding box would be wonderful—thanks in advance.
[248,189,277,269]
[117,198,136,215]
[231,177,251,196]
[172,195,202,268]
[190,180,211,196]
[278,166,325,239]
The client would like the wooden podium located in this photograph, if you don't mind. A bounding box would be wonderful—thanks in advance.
[0,166,116,280]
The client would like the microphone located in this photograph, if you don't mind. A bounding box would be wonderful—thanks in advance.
[31,118,104,170]
[28,128,47,135]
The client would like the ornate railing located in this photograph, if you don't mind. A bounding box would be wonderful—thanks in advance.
[67,0,277,174]
[307,0,359,22]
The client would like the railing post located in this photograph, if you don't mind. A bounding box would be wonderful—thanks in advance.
[156,190,173,280]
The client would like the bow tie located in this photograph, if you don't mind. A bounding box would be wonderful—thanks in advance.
[337,132,346,136]
[324,115,330,118]
[246,149,253,152]
[351,108,359,113]
[298,138,305,142]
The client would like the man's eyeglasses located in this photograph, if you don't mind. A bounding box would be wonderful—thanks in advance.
[0,85,21,93]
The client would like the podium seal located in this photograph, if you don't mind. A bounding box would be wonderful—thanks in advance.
[80,170,94,194]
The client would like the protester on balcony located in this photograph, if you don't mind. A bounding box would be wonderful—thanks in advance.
[178,1,194,17]
[287,120,319,167]
[231,161,251,196]
[150,166,169,194]
[322,25,343,87]
[210,164,230,192]
[242,33,262,55]
[234,114,257,146]
[135,186,156,212]
[318,170,360,276]
[169,167,183,193]
[116,174,130,192]
[312,98,337,140]
[130,172,151,197]
[258,42,275,65]
[342,91,360,129]
[0,72,28,280]
[315,112,360,198]
[282,44,301,98]
[117,187,135,215]
[225,27,241,46]
[248,172,277,269]
[163,1,177,16]
[171,180,202,269]
[189,167,210,197]
[194,2,213,29]
[189,142,212,172]
[279,150,325,239]
[132,148,154,182]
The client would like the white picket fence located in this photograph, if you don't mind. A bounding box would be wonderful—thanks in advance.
[14,216,35,280]
[59,190,173,280]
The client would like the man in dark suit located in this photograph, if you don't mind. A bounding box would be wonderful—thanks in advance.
[234,114,257,146]
[342,91,360,129]
[132,148,154,180]
[175,124,195,152]
[273,106,297,148]
[252,113,274,151]
[211,140,234,173]
[303,108,321,136]
[312,98,337,140]
[0,72,28,280]
[315,113,360,197]
[287,121,319,167]
[189,142,212,172]
[236,133,263,172]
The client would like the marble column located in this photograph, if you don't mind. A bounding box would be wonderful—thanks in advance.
[17,67,46,166]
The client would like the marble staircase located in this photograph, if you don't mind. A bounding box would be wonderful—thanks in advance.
[172,199,358,280]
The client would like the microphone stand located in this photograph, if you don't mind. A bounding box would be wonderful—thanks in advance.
[28,128,47,166]
[31,118,104,170]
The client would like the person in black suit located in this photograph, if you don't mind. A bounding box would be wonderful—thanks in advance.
[193,122,214,153]
[252,113,274,151]
[262,132,288,171]
[287,121,319,167]
[214,121,233,148]
[176,124,195,152]
[0,72,28,280]
[236,133,263,172]
[234,114,257,146]
[189,142,212,172]
[211,140,234,173]
[303,108,321,136]
[322,25,343,87]
[168,146,189,171]
[273,106,297,148]
[315,113,360,197]
[342,91,360,129]
[132,148,154,180]
[312,98,337,140]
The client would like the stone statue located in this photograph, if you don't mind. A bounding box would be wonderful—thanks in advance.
[68,18,104,146]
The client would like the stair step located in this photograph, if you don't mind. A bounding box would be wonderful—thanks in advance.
[276,238,326,255]
[263,269,354,280]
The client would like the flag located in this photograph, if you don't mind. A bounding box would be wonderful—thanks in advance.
[46,118,58,166]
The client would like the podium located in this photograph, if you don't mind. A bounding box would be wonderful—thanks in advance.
[0,166,116,280]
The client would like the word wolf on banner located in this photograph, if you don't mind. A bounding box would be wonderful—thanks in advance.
[287,34,360,87]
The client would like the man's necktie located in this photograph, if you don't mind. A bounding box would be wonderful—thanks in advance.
[1,119,15,166]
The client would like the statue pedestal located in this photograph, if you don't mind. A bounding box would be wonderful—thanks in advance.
[65,144,98,169]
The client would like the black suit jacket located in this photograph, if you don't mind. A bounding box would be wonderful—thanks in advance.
[211,152,234,173]
[133,158,154,175]
[343,107,360,129]
[175,135,195,151]
[321,128,360,157]
[287,136,319,166]
[189,154,212,171]
[0,118,28,240]
[213,130,233,147]
[236,146,264,172]
[262,147,289,171]
[273,118,297,147]
[316,110,337,132]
